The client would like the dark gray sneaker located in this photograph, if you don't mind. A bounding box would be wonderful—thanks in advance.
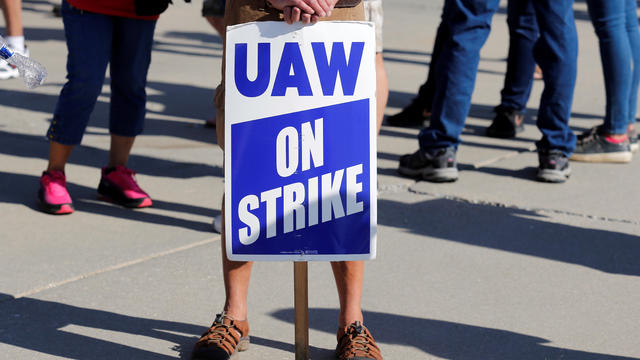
[398,147,458,182]
[570,127,632,163]
[537,150,571,183]
[386,100,430,127]
[486,105,525,139]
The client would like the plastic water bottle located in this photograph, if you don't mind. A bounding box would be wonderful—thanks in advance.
[0,35,47,89]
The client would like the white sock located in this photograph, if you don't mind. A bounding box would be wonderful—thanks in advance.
[6,36,25,54]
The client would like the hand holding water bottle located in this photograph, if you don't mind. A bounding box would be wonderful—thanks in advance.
[0,35,47,89]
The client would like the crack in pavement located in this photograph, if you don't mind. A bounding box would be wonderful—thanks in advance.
[406,186,640,226]
[0,238,219,306]
[379,181,639,226]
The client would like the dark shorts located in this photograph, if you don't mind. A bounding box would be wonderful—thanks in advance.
[202,0,225,17]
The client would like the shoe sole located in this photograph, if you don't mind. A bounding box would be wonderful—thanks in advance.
[191,337,250,360]
[398,166,458,182]
[38,189,74,215]
[536,168,571,183]
[569,151,632,163]
[0,71,19,80]
[423,167,458,182]
[0,62,19,80]
[98,180,153,208]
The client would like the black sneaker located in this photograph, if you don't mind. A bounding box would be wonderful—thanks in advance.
[485,105,525,138]
[570,127,632,163]
[537,150,571,183]
[398,147,458,182]
[386,100,430,127]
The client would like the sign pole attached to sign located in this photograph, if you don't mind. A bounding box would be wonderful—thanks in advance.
[225,20,377,359]
[294,262,309,360]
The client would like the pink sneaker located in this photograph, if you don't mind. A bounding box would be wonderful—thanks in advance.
[38,170,74,215]
[98,166,152,208]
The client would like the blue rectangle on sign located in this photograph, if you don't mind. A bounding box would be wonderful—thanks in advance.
[230,99,371,256]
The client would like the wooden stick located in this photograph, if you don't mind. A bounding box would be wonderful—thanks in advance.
[294,261,310,360]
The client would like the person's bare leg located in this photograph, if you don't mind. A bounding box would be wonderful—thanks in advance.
[1,0,23,37]
[375,53,388,135]
[221,196,253,320]
[108,134,135,168]
[47,141,74,172]
[331,260,364,327]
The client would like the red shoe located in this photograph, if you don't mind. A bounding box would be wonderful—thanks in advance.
[98,166,152,208]
[38,170,74,215]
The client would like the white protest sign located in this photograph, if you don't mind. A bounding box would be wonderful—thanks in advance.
[225,21,376,261]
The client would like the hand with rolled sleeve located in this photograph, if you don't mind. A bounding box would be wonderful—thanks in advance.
[267,0,340,24]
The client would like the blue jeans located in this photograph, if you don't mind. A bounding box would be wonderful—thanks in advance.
[47,0,156,145]
[586,0,640,134]
[418,0,578,156]
[501,0,538,111]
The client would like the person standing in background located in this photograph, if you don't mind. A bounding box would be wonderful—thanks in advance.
[38,0,159,215]
[0,0,28,80]
[570,0,640,162]
[398,0,578,184]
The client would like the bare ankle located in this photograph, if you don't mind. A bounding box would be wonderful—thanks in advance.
[338,312,364,327]
[223,305,248,321]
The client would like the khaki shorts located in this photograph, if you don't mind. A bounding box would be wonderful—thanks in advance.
[364,0,383,53]
[214,0,366,149]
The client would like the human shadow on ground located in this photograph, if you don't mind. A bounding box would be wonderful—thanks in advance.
[0,171,216,232]
[378,197,640,276]
[386,93,601,132]
[271,308,639,360]
[14,26,66,42]
[152,30,223,58]
[382,48,431,57]
[0,80,218,137]
[16,0,59,15]
[278,308,640,359]
[0,130,221,179]
[162,30,223,45]
[0,293,332,359]
[0,294,201,359]
[496,4,591,22]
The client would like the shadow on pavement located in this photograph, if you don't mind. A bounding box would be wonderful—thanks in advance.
[271,308,640,360]
[162,30,223,45]
[0,294,200,359]
[19,27,66,41]
[0,171,216,231]
[0,295,327,360]
[0,80,218,137]
[378,197,640,276]
[0,130,221,179]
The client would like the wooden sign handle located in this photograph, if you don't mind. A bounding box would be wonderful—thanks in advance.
[294,262,309,360]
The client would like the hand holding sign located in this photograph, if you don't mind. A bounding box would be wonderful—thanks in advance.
[267,0,335,17]
[267,0,340,24]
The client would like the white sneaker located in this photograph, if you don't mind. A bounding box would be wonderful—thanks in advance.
[211,214,222,233]
[0,46,28,80]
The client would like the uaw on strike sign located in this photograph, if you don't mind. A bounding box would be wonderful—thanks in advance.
[225,21,376,261]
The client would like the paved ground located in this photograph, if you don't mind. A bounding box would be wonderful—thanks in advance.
[1,0,639,359]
